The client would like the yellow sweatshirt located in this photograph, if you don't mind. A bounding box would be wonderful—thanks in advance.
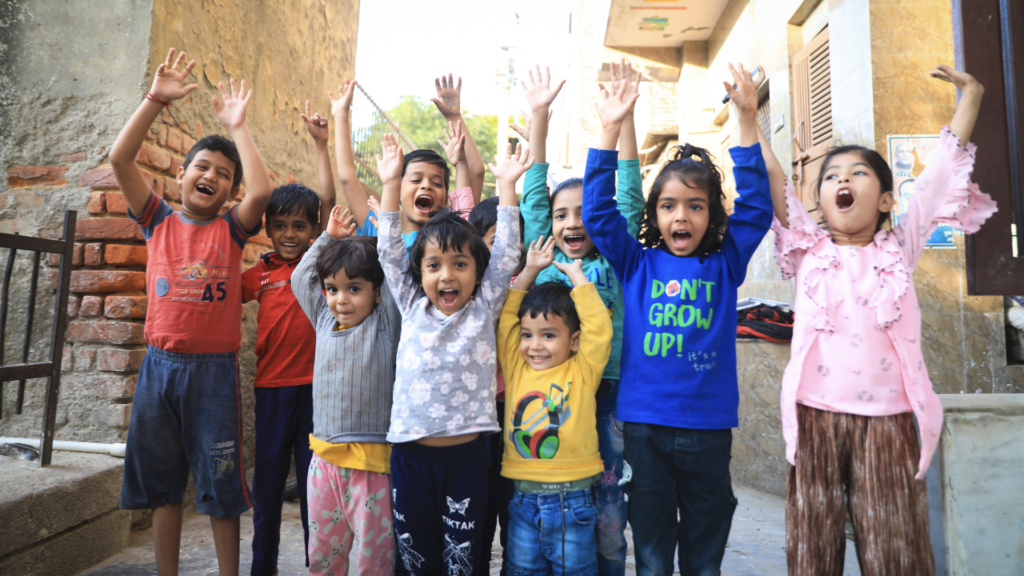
[498,283,612,482]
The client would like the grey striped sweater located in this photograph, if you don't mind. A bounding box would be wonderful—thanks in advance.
[292,232,401,444]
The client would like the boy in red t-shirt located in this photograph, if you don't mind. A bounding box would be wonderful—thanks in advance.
[111,48,273,576]
[240,102,336,576]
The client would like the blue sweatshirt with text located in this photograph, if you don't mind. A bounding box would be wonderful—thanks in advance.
[581,145,772,429]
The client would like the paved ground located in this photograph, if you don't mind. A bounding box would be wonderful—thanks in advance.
[80,485,861,575]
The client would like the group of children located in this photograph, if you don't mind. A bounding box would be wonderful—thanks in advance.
[111,47,995,576]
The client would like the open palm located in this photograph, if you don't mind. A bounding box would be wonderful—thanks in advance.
[431,74,462,118]
[150,48,199,103]
[521,65,565,111]
[329,79,357,118]
[213,78,252,130]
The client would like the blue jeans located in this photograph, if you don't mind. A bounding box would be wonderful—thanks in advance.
[251,385,314,576]
[594,379,627,576]
[506,488,598,576]
[623,423,737,576]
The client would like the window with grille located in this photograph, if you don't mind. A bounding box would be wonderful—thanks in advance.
[756,95,772,145]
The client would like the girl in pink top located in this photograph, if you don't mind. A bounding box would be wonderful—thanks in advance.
[769,65,996,576]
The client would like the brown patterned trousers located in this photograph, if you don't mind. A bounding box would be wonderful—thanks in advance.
[786,404,936,576]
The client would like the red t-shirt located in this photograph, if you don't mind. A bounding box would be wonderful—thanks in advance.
[241,253,316,387]
[130,192,259,354]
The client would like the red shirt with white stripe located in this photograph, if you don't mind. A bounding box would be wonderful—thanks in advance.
[242,252,317,388]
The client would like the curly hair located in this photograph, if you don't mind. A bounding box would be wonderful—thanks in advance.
[638,144,728,257]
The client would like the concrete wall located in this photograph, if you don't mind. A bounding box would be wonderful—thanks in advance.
[0,0,360,474]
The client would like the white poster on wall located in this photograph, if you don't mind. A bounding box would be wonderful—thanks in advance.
[887,134,956,248]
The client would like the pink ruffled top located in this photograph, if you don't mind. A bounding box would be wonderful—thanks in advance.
[772,127,997,478]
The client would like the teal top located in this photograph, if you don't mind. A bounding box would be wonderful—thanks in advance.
[521,158,644,382]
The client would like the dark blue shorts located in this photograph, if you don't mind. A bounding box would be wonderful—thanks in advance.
[120,345,252,519]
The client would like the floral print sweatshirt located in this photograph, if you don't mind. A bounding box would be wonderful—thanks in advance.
[378,207,521,442]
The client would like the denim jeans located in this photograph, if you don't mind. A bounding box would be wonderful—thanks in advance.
[506,488,598,576]
[594,379,627,576]
[623,423,737,576]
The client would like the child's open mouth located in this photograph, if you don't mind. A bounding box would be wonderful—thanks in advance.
[671,230,692,250]
[415,194,435,213]
[280,242,299,251]
[439,288,460,308]
[196,183,215,197]
[836,189,855,211]
[563,234,587,252]
[528,354,550,365]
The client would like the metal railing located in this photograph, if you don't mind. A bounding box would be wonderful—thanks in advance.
[350,84,417,191]
[0,211,76,466]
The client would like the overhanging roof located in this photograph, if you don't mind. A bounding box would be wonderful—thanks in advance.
[604,0,730,47]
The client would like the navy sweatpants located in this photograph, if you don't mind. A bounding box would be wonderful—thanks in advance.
[251,385,314,576]
[392,436,490,576]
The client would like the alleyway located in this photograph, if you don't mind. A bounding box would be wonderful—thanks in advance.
[80,485,861,576]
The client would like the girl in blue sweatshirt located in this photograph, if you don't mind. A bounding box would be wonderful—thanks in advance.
[582,64,774,575]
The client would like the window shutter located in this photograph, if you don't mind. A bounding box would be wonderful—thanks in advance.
[791,27,832,215]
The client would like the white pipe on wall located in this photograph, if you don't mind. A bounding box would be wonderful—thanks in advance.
[0,438,126,457]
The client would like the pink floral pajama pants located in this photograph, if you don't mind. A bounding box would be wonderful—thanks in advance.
[306,453,396,575]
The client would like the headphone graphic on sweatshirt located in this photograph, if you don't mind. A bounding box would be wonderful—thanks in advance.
[510,384,570,460]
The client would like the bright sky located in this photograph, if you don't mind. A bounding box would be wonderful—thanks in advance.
[355,0,574,117]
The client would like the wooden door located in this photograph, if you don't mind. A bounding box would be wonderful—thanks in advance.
[790,27,832,220]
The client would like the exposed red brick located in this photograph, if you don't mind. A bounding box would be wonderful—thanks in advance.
[64,372,137,398]
[84,243,103,266]
[167,154,183,177]
[167,129,183,154]
[67,296,81,318]
[98,404,132,427]
[156,125,168,147]
[161,108,173,125]
[96,348,147,372]
[163,177,181,202]
[62,347,73,370]
[286,174,297,184]
[80,295,104,317]
[66,321,145,345]
[243,244,264,262]
[104,245,147,267]
[74,348,96,371]
[87,192,106,215]
[182,134,196,153]
[60,152,88,163]
[252,231,274,247]
[136,143,172,172]
[194,121,202,136]
[267,169,280,181]
[76,218,144,241]
[80,167,119,190]
[153,176,164,199]
[104,295,148,319]
[7,166,68,188]
[70,270,146,293]
[72,244,83,267]
[105,192,129,215]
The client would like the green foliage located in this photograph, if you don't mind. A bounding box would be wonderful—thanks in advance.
[388,96,498,196]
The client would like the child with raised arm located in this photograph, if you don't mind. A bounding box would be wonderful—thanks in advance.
[498,237,612,576]
[111,48,273,576]
[582,64,773,575]
[329,77,483,250]
[518,61,643,576]
[241,101,337,576]
[772,66,994,576]
[377,134,527,575]
[291,206,401,575]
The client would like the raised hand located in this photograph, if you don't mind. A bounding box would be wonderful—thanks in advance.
[552,258,588,287]
[612,59,642,113]
[723,62,758,119]
[431,74,463,119]
[930,64,983,94]
[301,100,329,144]
[508,108,554,142]
[329,79,357,119]
[375,133,404,185]
[521,65,565,112]
[326,205,357,239]
[525,235,557,271]
[595,74,640,130]
[150,48,199,104]
[488,142,535,185]
[439,119,467,166]
[213,78,252,130]
[931,64,984,145]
